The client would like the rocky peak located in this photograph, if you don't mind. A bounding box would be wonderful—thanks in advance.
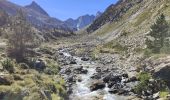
[25,1,49,16]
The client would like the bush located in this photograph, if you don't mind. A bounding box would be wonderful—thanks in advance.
[144,49,152,57]
[1,59,15,73]
[134,72,151,94]
[45,59,60,75]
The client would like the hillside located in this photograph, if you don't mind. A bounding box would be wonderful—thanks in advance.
[87,0,170,47]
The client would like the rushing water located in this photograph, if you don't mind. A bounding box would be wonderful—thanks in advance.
[59,49,125,100]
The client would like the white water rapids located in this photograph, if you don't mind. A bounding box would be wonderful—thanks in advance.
[59,49,125,100]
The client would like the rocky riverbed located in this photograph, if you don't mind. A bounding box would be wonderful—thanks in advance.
[55,47,140,100]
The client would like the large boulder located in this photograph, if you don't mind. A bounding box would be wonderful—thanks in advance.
[154,64,170,87]
[96,67,101,73]
[34,59,46,71]
[0,75,14,85]
[103,73,121,83]
[90,80,105,91]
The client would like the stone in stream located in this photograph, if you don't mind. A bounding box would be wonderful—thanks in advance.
[81,57,90,61]
[65,68,72,74]
[81,69,88,74]
[90,80,105,91]
[67,74,76,83]
[59,52,64,55]
[91,73,102,79]
[73,66,88,74]
[96,67,101,73]
[103,73,121,83]
[70,61,77,64]
[122,73,128,78]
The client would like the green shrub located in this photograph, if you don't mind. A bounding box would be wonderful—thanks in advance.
[138,72,151,82]
[45,59,60,75]
[144,49,152,57]
[134,72,151,94]
[1,59,15,73]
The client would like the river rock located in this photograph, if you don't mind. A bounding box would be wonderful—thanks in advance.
[122,73,128,78]
[91,73,101,79]
[96,67,101,73]
[74,66,83,71]
[73,66,88,74]
[59,52,64,55]
[90,80,105,91]
[81,69,88,74]
[108,89,118,94]
[77,76,82,82]
[67,75,76,83]
[103,73,111,83]
[110,75,121,82]
[70,61,77,64]
[65,68,72,75]
[81,57,90,61]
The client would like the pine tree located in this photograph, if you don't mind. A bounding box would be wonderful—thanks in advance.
[146,14,169,53]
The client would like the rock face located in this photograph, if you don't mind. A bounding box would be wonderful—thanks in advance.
[154,64,170,87]
[90,80,105,91]
[87,0,143,32]
[65,12,102,30]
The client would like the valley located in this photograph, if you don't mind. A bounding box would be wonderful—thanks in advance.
[1,0,170,100]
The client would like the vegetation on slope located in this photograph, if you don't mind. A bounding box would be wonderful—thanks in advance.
[0,10,67,100]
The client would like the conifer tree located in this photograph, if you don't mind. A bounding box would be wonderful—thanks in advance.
[146,14,169,53]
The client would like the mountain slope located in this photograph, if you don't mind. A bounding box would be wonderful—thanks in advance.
[87,0,143,33]
[87,0,170,47]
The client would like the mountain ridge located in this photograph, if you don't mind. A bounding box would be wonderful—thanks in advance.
[65,11,102,30]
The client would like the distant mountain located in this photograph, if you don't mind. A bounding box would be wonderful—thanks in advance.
[0,0,72,36]
[65,12,102,30]
[25,1,49,16]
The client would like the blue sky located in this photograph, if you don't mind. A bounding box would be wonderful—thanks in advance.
[9,0,118,21]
